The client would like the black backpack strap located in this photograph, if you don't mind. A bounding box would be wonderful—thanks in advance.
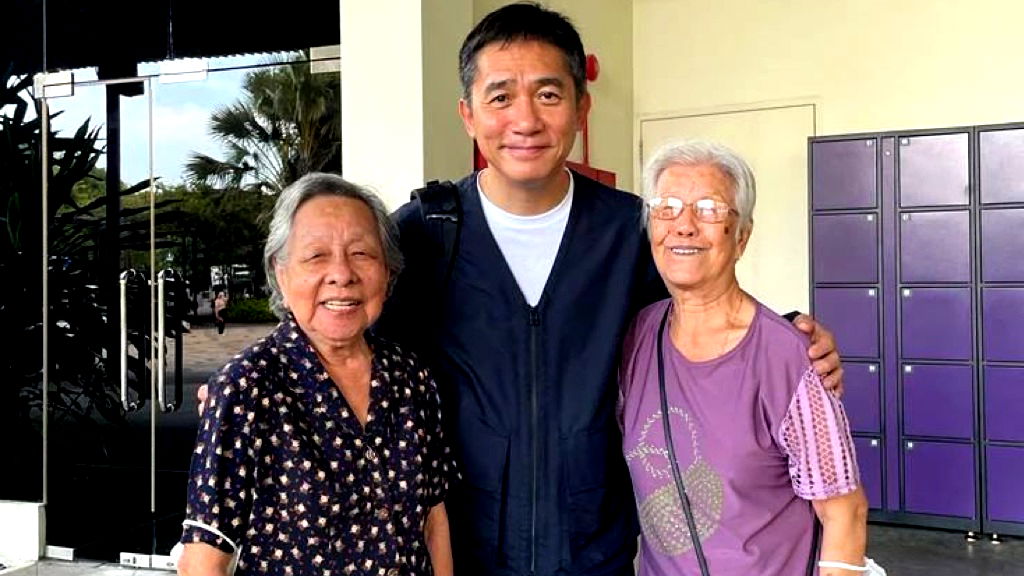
[410,179,462,306]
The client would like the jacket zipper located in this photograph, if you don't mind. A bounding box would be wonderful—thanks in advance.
[528,306,541,576]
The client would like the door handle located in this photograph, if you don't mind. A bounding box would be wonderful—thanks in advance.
[119,270,140,411]
[157,270,170,412]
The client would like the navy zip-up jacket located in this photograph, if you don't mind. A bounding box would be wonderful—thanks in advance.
[375,171,667,576]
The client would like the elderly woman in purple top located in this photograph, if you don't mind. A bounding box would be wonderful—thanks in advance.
[619,140,871,576]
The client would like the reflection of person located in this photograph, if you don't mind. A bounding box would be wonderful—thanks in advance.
[619,140,870,575]
[372,4,845,575]
[213,291,228,334]
[178,174,455,576]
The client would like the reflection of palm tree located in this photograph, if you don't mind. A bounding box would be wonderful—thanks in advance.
[186,52,341,194]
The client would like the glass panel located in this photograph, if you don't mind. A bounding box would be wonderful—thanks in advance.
[13,48,340,562]
[42,77,161,560]
[0,64,45,504]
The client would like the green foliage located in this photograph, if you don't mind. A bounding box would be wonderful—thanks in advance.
[186,51,342,195]
[0,65,185,458]
[221,296,277,323]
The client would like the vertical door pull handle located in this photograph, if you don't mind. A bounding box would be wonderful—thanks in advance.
[119,270,139,411]
[157,270,170,412]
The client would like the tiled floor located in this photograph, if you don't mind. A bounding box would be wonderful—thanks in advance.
[24,525,1024,575]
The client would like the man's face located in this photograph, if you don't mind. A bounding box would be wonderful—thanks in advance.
[459,40,590,191]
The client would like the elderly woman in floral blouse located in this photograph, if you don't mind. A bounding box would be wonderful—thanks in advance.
[178,173,455,576]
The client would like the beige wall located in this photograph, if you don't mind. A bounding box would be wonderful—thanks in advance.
[341,1,473,210]
[634,0,1024,134]
[475,0,635,189]
[424,0,475,186]
[633,0,1024,309]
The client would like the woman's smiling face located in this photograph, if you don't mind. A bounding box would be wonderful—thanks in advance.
[275,195,389,351]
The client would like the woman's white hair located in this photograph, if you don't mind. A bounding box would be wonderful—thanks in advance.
[641,139,756,240]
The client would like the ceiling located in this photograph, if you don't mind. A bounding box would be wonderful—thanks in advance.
[3,0,340,78]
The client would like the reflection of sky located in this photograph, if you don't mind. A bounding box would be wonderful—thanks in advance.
[45,53,297,186]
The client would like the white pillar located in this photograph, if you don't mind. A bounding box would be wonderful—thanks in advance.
[341,0,473,211]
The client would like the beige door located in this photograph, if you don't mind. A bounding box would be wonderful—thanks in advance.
[639,104,816,314]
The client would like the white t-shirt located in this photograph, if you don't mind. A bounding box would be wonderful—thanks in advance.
[477,171,574,307]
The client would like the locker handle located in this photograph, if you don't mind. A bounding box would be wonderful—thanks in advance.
[870,439,879,447]
[867,288,877,297]
[868,364,877,373]
[906,441,915,450]
[902,289,912,298]
[905,365,913,374]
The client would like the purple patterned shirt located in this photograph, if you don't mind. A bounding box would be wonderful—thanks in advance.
[619,299,859,576]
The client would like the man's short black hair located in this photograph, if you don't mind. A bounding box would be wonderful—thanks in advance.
[459,2,587,103]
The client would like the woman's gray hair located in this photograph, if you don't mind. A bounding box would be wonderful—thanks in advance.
[641,139,756,240]
[263,172,403,319]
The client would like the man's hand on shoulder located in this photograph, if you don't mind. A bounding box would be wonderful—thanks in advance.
[196,384,209,416]
[792,313,844,397]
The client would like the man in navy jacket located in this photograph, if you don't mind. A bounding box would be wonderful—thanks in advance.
[374,4,843,575]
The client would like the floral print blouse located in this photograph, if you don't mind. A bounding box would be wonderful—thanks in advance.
[181,317,455,576]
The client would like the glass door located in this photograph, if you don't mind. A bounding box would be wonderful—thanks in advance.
[40,73,191,565]
[37,50,340,566]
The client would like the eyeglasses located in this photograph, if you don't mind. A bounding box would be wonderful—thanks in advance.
[646,196,738,223]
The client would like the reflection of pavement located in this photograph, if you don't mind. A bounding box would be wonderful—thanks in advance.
[178,323,276,379]
[160,323,277,422]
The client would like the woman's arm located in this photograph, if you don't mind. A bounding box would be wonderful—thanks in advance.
[424,503,453,576]
[177,542,233,576]
[813,487,869,576]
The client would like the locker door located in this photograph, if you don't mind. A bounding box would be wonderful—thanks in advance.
[811,139,878,210]
[813,214,878,283]
[982,288,1024,361]
[853,437,883,510]
[900,287,973,360]
[980,128,1024,204]
[987,446,1024,523]
[813,287,879,358]
[899,211,971,283]
[981,208,1024,282]
[984,367,1024,443]
[844,363,881,435]
[904,441,975,518]
[898,133,969,207]
[902,364,974,439]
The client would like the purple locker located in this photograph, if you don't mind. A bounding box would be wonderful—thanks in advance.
[981,209,1024,282]
[980,128,1024,204]
[853,437,883,510]
[900,287,973,360]
[813,288,879,358]
[844,363,881,434]
[898,133,970,207]
[812,139,878,210]
[899,211,971,283]
[903,441,975,518]
[902,364,974,439]
[987,446,1024,523]
[813,214,878,283]
[985,367,1024,442]
[982,288,1024,361]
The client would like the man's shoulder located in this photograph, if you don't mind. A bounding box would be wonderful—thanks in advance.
[392,173,475,226]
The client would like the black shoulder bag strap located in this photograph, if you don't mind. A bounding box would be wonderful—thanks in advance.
[410,179,462,312]
[656,305,821,576]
